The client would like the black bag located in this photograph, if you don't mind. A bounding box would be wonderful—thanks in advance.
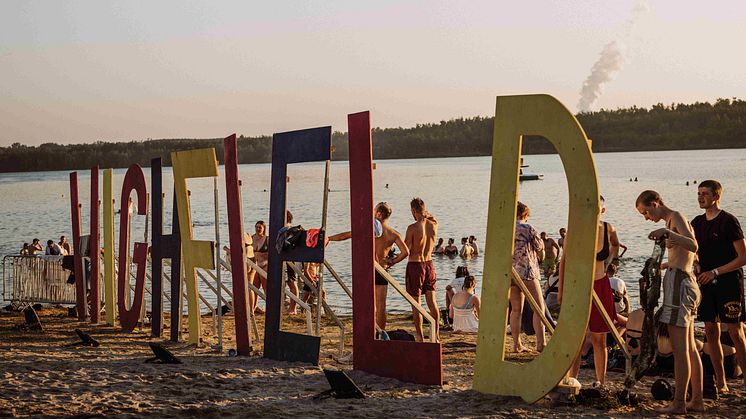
[275,225,305,254]
[387,329,415,341]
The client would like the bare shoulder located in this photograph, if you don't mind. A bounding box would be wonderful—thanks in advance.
[671,211,691,230]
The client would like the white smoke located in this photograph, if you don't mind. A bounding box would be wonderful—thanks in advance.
[576,0,650,112]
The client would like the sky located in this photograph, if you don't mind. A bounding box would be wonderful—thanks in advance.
[1,0,744,146]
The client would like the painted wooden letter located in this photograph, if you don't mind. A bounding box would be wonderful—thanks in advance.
[150,157,182,339]
[68,167,101,322]
[171,148,219,345]
[224,134,252,355]
[116,164,149,332]
[103,169,116,326]
[473,94,599,402]
[349,111,442,385]
[264,126,330,364]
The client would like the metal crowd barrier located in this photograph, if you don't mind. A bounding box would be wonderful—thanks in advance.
[2,255,76,305]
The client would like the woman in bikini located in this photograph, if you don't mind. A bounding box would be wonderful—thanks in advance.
[559,195,621,388]
[252,221,269,313]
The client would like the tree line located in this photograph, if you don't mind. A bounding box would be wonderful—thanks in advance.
[2,98,745,173]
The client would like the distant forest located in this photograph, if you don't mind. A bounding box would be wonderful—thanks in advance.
[2,98,746,173]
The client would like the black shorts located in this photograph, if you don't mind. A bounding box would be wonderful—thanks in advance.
[286,264,297,283]
[697,271,745,323]
[375,270,388,286]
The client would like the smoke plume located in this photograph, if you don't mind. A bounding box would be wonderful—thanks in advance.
[576,0,649,112]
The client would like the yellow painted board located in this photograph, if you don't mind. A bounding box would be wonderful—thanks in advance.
[171,148,218,344]
[103,169,116,326]
[473,94,600,403]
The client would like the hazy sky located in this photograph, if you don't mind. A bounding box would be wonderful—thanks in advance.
[1,0,744,146]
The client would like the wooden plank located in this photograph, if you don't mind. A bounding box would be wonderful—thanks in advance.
[116,164,149,333]
[69,172,86,321]
[264,126,330,362]
[349,111,442,386]
[89,167,100,323]
[103,169,116,326]
[171,148,218,345]
[473,95,600,403]
[510,267,554,334]
[224,134,252,355]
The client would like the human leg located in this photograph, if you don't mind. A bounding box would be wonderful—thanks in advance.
[425,290,440,342]
[589,332,608,385]
[375,284,388,330]
[726,321,746,387]
[411,294,424,342]
[509,285,526,352]
[704,321,727,391]
[659,324,690,414]
[687,322,705,412]
[525,279,546,350]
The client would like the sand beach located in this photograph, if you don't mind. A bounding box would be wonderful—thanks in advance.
[2,307,744,418]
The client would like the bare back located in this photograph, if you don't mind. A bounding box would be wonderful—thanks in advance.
[375,224,405,265]
[406,215,438,262]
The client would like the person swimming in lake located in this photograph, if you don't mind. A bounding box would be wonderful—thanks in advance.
[443,238,458,256]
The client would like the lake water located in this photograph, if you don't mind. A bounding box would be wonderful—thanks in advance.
[3,148,746,316]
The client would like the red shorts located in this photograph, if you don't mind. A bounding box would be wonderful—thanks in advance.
[589,275,616,333]
[406,260,437,297]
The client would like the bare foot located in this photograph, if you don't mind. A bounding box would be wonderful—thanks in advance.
[656,401,687,415]
[513,346,528,353]
[686,400,705,412]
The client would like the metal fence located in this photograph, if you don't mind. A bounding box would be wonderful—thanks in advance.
[2,255,76,305]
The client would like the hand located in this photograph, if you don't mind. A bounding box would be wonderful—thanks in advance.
[693,261,701,275]
[648,228,670,241]
[697,270,717,285]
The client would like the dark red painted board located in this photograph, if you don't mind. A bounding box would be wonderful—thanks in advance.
[224,134,252,355]
[69,172,86,321]
[89,167,100,323]
[348,111,442,385]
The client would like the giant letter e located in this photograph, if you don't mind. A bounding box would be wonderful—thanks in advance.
[473,95,599,402]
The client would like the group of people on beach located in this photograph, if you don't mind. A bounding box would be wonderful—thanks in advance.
[19,236,72,256]
[506,179,746,414]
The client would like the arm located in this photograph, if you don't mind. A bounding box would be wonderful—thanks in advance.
[388,232,410,267]
[557,242,567,305]
[473,296,481,319]
[404,226,414,259]
[327,231,352,242]
[618,243,628,257]
[649,213,697,253]
[608,224,621,262]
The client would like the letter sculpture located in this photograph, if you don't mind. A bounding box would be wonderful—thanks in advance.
[171,148,219,344]
[69,167,100,322]
[102,169,116,326]
[348,111,442,385]
[150,157,182,339]
[473,94,600,402]
[116,164,149,332]
[264,126,330,364]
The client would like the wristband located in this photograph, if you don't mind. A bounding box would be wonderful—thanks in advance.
[712,269,719,277]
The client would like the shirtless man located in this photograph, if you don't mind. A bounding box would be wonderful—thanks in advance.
[540,232,560,280]
[373,202,409,330]
[404,198,439,342]
[637,190,704,414]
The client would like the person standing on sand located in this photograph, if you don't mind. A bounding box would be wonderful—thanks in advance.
[636,190,704,414]
[510,202,546,353]
[404,198,440,342]
[540,232,560,280]
[691,180,746,393]
[560,196,622,389]
[373,202,409,330]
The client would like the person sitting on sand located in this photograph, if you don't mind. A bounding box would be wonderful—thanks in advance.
[445,266,470,322]
[443,238,458,256]
[459,237,474,258]
[450,275,480,333]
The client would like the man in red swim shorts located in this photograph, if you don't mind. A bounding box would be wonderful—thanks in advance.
[404,198,439,342]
